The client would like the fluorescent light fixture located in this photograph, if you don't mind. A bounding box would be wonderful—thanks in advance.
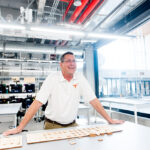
[88,33,130,40]
[0,69,54,73]
[11,49,52,54]
[0,58,22,62]
[30,27,85,37]
[31,26,131,40]
[0,23,25,30]
[81,39,97,43]
[76,59,84,62]
[58,23,82,29]
[77,62,84,69]
[0,58,59,63]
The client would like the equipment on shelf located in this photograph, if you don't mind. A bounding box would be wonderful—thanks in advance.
[0,84,6,93]
[10,84,22,93]
[24,84,35,93]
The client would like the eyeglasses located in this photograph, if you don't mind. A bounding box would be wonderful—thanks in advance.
[63,59,76,63]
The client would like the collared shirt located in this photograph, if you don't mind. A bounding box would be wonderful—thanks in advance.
[36,71,96,124]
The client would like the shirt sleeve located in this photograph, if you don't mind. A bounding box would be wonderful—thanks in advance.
[79,74,96,103]
[35,74,53,104]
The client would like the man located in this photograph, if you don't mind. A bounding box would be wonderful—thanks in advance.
[3,52,124,136]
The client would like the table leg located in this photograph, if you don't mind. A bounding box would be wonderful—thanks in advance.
[109,103,112,118]
[87,108,90,125]
[14,114,17,127]
[94,110,97,123]
[134,105,138,124]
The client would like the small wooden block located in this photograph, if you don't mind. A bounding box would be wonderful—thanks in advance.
[0,136,22,150]
[26,125,122,144]
[106,132,113,135]
[89,134,97,137]
[98,138,103,141]
[70,142,76,145]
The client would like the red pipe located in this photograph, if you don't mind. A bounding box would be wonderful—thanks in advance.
[62,0,74,21]
[60,0,70,2]
[76,0,104,24]
[69,0,89,23]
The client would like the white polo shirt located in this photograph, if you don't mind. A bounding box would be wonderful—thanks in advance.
[36,71,96,124]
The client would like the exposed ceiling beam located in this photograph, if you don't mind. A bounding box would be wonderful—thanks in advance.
[49,0,60,21]
[92,0,129,31]
[95,0,150,48]
[110,0,150,34]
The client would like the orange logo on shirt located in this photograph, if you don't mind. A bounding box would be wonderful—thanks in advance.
[73,83,78,88]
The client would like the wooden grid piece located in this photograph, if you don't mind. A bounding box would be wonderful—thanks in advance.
[0,136,22,150]
[26,125,122,144]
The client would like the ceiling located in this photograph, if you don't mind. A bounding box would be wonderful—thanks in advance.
[0,0,149,77]
[129,20,150,36]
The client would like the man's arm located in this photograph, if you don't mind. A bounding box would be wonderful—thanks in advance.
[3,100,43,136]
[90,98,124,124]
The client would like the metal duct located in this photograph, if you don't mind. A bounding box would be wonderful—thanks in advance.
[92,0,129,31]
[5,43,55,54]
[0,42,83,56]
[56,47,83,56]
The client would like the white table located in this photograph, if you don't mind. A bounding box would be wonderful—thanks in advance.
[10,122,150,150]
[99,97,150,124]
[0,103,22,127]
[78,104,90,124]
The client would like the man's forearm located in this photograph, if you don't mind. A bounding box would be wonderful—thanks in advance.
[90,98,113,123]
[17,100,43,131]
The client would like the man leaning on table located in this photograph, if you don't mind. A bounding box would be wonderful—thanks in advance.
[3,51,124,136]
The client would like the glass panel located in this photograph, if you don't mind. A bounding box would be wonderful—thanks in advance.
[98,21,150,103]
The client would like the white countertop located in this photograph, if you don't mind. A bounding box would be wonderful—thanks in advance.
[9,122,150,150]
[0,103,22,115]
[100,97,150,114]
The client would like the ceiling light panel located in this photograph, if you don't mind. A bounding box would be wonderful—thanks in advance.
[128,0,144,7]
[97,0,124,15]
[83,0,124,31]
[100,0,144,28]
[0,23,25,30]
[30,27,85,37]
[102,5,133,28]
[88,32,131,40]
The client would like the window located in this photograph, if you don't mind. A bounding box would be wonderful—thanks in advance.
[98,33,150,98]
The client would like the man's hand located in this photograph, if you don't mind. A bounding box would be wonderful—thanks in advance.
[3,100,43,136]
[3,127,22,136]
[109,119,125,124]
[90,99,125,125]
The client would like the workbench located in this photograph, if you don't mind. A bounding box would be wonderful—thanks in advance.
[0,103,21,127]
[99,97,150,123]
[7,121,150,150]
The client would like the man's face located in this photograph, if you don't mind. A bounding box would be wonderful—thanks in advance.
[60,54,76,75]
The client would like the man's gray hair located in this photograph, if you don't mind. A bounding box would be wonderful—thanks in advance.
[60,52,74,62]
